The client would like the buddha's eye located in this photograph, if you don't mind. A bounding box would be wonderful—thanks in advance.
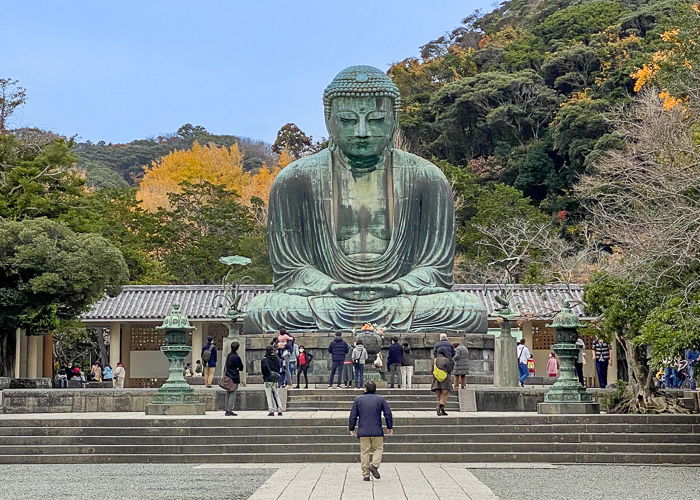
[339,117,356,124]
[368,117,385,123]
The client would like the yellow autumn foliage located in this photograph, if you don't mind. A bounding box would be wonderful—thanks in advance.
[137,142,288,212]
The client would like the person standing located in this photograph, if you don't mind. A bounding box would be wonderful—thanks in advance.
[287,336,299,387]
[348,381,394,481]
[278,345,290,388]
[432,347,454,415]
[575,336,586,386]
[261,346,283,416]
[327,332,349,388]
[201,336,218,388]
[222,341,244,416]
[517,339,530,388]
[295,345,313,389]
[102,364,114,384]
[593,336,612,389]
[387,337,403,388]
[685,348,700,390]
[352,340,368,389]
[400,342,415,389]
[452,341,469,389]
[433,333,456,358]
[343,347,355,388]
[113,362,126,389]
[546,352,559,379]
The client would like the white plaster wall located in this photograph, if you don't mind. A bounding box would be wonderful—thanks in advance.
[129,351,193,378]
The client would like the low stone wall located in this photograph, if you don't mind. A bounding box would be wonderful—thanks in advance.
[0,388,270,414]
[243,331,494,384]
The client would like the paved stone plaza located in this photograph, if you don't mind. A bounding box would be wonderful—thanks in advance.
[1,462,699,499]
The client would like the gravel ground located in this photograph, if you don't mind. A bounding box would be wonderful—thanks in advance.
[0,464,276,500]
[471,465,700,500]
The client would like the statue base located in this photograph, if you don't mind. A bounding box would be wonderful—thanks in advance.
[145,402,206,415]
[537,402,600,414]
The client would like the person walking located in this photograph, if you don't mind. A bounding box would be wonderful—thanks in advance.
[546,352,559,379]
[452,341,469,389]
[432,347,454,416]
[327,332,349,388]
[201,336,218,388]
[348,381,394,481]
[222,341,243,416]
[387,337,403,388]
[295,345,313,388]
[593,336,612,388]
[352,340,368,389]
[261,346,283,416]
[575,336,586,386]
[113,362,126,389]
[433,333,456,358]
[400,342,415,389]
[517,339,530,388]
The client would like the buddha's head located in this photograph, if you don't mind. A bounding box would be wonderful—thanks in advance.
[324,66,401,164]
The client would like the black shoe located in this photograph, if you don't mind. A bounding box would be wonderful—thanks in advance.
[369,464,380,479]
[390,385,395,389]
[277,412,283,416]
[225,411,237,416]
[268,412,274,416]
[294,385,300,389]
[304,385,308,389]
[437,406,442,416]
[363,477,370,482]
[441,407,448,416]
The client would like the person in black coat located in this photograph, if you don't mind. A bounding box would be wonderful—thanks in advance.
[327,332,349,388]
[387,337,404,388]
[223,342,244,416]
[349,381,394,481]
[261,346,283,415]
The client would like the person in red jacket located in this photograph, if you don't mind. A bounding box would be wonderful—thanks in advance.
[295,346,313,389]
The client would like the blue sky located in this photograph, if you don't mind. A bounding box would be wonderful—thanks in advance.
[1,1,494,144]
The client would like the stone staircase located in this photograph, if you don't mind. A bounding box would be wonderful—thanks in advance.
[0,414,699,464]
[286,388,461,412]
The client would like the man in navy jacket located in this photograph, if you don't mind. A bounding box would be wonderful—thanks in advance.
[387,336,403,388]
[349,381,394,481]
[327,332,350,388]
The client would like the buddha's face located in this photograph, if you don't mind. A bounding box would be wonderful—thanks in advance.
[327,96,396,158]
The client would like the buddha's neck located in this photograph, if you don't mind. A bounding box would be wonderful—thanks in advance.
[334,149,389,177]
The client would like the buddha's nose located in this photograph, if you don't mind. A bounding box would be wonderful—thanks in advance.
[355,118,369,138]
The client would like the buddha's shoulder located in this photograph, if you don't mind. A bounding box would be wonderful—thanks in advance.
[272,150,330,184]
[393,149,448,181]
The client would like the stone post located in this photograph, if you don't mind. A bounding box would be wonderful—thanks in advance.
[538,301,600,414]
[494,319,518,387]
[222,317,246,386]
[145,302,205,415]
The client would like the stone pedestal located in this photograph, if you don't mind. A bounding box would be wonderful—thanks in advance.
[458,388,477,412]
[494,328,518,387]
[146,402,206,415]
[537,401,600,414]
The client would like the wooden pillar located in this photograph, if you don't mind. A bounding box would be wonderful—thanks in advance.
[26,335,41,378]
[14,329,21,378]
[109,322,121,366]
[43,332,53,378]
[122,324,131,387]
[18,330,27,378]
[191,322,203,368]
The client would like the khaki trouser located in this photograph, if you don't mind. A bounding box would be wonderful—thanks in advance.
[360,436,384,478]
[113,378,124,389]
[400,366,414,389]
[204,366,215,387]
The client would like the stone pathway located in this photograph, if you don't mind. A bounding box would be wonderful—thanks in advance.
[197,463,505,499]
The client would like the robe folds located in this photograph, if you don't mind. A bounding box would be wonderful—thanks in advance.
[242,148,487,333]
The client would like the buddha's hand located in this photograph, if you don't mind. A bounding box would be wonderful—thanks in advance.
[417,286,450,296]
[285,288,314,297]
[329,283,401,301]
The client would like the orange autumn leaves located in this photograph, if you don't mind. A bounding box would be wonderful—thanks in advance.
[136,143,291,212]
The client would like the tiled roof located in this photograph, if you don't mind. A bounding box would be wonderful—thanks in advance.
[81,284,589,322]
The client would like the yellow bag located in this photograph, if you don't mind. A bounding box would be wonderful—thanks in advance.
[433,360,448,382]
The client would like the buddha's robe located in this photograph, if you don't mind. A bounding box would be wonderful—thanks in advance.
[242,148,487,333]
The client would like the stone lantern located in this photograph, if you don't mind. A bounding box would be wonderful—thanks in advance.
[537,300,600,414]
[145,302,206,415]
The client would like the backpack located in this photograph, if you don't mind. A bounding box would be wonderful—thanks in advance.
[202,344,213,364]
[433,360,448,382]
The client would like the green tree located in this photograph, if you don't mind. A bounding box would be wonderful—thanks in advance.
[271,123,312,159]
[535,1,628,45]
[0,218,129,376]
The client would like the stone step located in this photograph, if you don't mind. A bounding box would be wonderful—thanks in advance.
[285,403,461,410]
[0,451,698,465]
[2,441,700,455]
[2,432,698,446]
[0,422,697,435]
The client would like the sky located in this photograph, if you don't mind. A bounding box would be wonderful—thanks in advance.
[1,1,494,144]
